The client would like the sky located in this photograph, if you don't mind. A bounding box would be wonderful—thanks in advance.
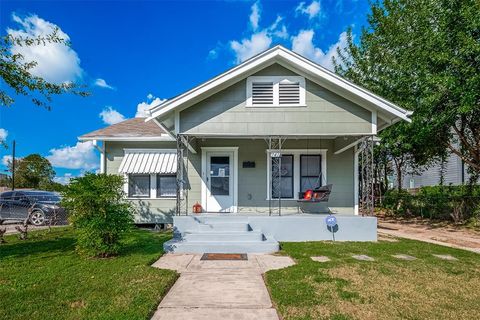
[0,0,370,184]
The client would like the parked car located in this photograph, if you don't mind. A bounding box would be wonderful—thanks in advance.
[0,190,65,226]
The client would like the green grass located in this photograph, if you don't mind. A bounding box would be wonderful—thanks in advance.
[0,227,177,320]
[265,239,480,320]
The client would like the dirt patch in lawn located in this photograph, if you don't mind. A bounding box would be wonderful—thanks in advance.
[378,216,480,253]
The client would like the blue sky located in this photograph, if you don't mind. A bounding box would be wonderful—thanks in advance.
[0,0,370,183]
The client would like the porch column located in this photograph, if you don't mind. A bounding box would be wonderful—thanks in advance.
[176,134,190,215]
[358,136,375,216]
[266,136,286,216]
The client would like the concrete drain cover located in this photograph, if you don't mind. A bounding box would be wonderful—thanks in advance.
[392,254,416,261]
[311,256,331,262]
[433,254,458,261]
[352,255,375,261]
[201,253,248,261]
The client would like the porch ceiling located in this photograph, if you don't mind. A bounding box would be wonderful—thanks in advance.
[177,133,368,140]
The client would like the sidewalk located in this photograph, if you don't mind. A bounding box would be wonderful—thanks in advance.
[151,253,295,320]
[378,219,480,253]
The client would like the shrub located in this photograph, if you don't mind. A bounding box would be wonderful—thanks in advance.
[382,189,415,216]
[382,185,480,223]
[61,173,133,257]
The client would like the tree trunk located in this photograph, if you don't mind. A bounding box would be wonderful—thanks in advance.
[394,161,403,192]
[383,161,389,193]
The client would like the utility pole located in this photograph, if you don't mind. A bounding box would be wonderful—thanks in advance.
[11,140,15,191]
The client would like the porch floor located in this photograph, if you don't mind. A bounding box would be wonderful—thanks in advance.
[165,214,377,254]
[187,211,355,216]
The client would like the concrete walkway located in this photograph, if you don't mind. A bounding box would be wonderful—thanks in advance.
[151,253,295,320]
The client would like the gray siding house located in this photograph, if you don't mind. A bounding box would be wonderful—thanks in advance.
[402,153,474,189]
[80,46,411,251]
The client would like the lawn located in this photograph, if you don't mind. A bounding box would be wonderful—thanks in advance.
[0,227,177,320]
[265,238,480,320]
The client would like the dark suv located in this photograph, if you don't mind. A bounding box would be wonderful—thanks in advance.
[0,190,64,226]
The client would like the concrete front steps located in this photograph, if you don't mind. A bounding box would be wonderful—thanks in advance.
[163,217,279,254]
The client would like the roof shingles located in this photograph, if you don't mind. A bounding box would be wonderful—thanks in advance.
[80,118,166,139]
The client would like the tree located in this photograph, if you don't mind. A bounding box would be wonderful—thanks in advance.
[1,29,89,147]
[335,0,480,184]
[1,29,89,109]
[8,154,55,189]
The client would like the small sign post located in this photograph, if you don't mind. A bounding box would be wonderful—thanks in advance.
[325,214,337,241]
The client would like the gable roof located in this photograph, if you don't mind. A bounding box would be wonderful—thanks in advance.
[146,45,412,123]
[79,118,172,141]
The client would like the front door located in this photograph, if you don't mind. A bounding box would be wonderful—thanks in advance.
[206,152,235,212]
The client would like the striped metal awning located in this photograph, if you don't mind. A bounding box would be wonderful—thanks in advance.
[118,149,177,174]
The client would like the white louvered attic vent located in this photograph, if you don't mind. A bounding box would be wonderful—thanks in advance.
[247,76,305,107]
[279,81,300,105]
[252,82,274,105]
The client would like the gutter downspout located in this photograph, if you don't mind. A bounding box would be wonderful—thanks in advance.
[92,140,105,174]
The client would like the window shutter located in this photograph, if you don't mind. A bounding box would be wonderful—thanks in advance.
[279,81,300,105]
[252,82,274,105]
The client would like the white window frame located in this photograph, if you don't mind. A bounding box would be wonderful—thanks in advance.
[124,174,177,200]
[266,149,327,200]
[126,174,152,199]
[156,174,177,198]
[246,76,306,107]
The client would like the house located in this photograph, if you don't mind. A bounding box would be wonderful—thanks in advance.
[80,46,411,252]
[401,153,475,189]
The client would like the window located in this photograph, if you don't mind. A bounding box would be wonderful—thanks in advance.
[128,174,150,198]
[157,174,176,198]
[247,76,305,107]
[0,191,13,199]
[267,150,327,199]
[210,156,230,196]
[300,155,322,192]
[271,155,294,199]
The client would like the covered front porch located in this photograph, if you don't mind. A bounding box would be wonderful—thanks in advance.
[173,134,376,217]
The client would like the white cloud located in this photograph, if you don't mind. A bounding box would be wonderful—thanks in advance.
[291,30,348,70]
[94,78,115,90]
[135,96,166,118]
[269,16,289,39]
[99,106,125,125]
[0,128,8,141]
[273,25,288,40]
[2,155,13,166]
[230,31,272,63]
[53,173,73,185]
[229,5,288,64]
[295,1,321,19]
[47,141,98,170]
[207,48,218,60]
[7,13,83,83]
[250,1,261,30]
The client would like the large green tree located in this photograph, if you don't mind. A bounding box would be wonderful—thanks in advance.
[335,0,480,184]
[8,154,55,189]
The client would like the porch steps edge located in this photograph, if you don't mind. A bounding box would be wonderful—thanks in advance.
[163,237,279,254]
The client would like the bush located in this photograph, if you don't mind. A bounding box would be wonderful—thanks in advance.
[382,189,415,216]
[382,185,480,223]
[61,173,133,257]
